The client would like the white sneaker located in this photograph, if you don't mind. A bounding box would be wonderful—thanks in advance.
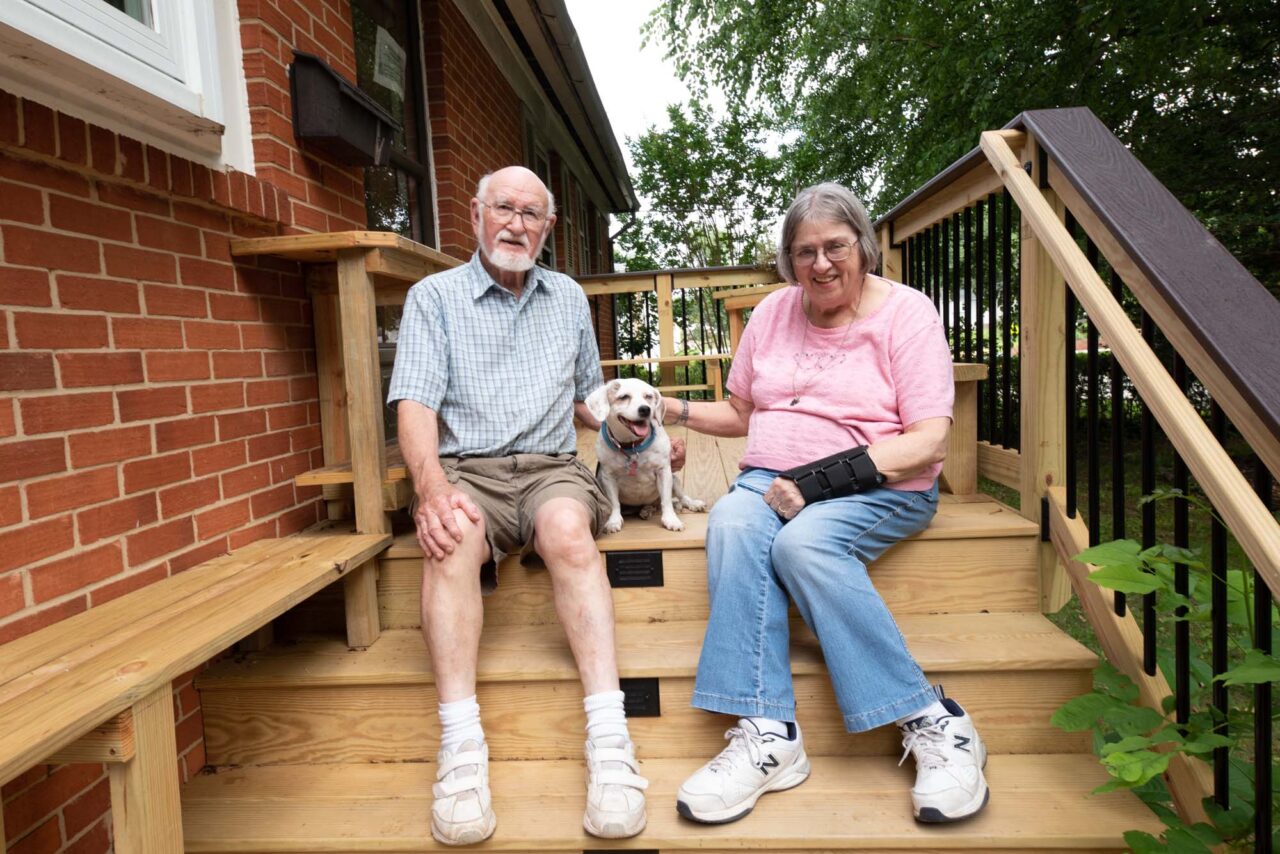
[583,736,649,838]
[898,698,990,822]
[431,739,497,845]
[676,719,810,824]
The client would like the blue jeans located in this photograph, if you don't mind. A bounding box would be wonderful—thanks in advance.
[692,468,940,732]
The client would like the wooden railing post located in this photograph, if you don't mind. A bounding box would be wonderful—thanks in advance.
[108,685,182,854]
[877,226,903,282]
[311,287,352,522]
[656,274,676,387]
[336,248,389,648]
[1018,135,1072,612]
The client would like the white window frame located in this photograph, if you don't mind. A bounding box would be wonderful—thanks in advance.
[0,0,253,171]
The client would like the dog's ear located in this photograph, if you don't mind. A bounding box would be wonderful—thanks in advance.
[654,394,666,426]
[584,380,617,422]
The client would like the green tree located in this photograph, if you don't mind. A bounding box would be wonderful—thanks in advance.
[616,100,789,270]
[647,0,1280,289]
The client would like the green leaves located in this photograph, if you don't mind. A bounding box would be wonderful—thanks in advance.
[1215,649,1280,686]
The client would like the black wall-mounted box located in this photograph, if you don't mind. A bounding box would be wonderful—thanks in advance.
[289,51,400,167]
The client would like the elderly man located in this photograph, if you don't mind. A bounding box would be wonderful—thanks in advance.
[387,166,648,845]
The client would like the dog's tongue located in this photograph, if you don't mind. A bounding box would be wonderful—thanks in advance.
[626,418,651,440]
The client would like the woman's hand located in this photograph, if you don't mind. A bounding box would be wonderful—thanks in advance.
[764,477,806,520]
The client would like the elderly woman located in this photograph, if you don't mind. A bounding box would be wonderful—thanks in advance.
[662,183,988,825]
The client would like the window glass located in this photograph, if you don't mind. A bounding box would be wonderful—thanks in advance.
[99,0,152,27]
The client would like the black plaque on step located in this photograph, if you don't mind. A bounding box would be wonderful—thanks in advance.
[620,677,661,717]
[605,550,664,587]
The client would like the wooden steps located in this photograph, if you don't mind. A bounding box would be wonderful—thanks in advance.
[197,614,1094,766]
[181,754,1162,852]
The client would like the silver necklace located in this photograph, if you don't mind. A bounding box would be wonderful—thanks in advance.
[789,284,863,406]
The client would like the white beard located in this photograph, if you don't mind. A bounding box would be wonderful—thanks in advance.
[480,221,541,272]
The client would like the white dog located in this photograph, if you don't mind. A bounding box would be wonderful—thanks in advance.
[585,378,706,532]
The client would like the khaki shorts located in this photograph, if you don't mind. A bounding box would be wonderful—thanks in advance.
[436,453,607,589]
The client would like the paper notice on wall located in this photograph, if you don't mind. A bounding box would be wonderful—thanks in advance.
[373,26,406,98]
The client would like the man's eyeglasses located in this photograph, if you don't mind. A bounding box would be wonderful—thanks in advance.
[480,201,548,229]
[790,241,854,267]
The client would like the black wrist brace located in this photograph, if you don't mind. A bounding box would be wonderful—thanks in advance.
[780,445,884,504]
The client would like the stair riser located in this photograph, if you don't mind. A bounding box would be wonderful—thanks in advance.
[201,669,1090,766]
[376,536,1040,629]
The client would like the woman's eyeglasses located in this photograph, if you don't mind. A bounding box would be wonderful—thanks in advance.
[790,241,854,267]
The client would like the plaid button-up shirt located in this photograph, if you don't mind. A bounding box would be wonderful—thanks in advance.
[387,252,603,457]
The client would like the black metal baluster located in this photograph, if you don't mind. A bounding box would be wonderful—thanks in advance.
[1209,402,1229,807]
[1109,269,1127,617]
[952,213,962,361]
[986,194,998,441]
[974,202,985,441]
[1140,312,1157,674]
[1252,463,1274,853]
[941,220,951,346]
[1172,355,1190,727]
[963,205,973,363]
[1001,190,1014,450]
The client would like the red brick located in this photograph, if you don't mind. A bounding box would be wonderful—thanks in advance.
[229,518,275,549]
[248,430,291,462]
[190,381,245,412]
[213,351,263,378]
[1,225,100,272]
[193,440,246,476]
[0,352,56,390]
[98,182,168,216]
[192,164,214,203]
[57,351,144,387]
[168,535,228,574]
[290,424,322,451]
[7,816,60,854]
[90,563,166,605]
[170,157,194,198]
[0,596,86,644]
[56,112,88,166]
[221,461,269,497]
[0,155,90,197]
[13,311,109,349]
[0,571,24,619]
[68,424,151,467]
[0,514,73,572]
[65,817,109,854]
[0,91,18,146]
[217,409,267,441]
[57,274,140,314]
[270,450,313,483]
[180,256,236,290]
[184,319,241,350]
[237,322,286,351]
[246,378,290,406]
[118,386,187,421]
[22,99,56,156]
[250,482,294,518]
[104,244,177,283]
[112,316,184,348]
[29,543,123,601]
[3,760,102,841]
[195,498,251,539]
[126,516,194,566]
[145,350,210,382]
[0,436,67,479]
[0,180,45,225]
[26,466,119,518]
[88,124,116,174]
[210,169,231,208]
[202,229,232,261]
[173,200,229,231]
[155,415,215,451]
[49,194,132,241]
[0,266,51,305]
[123,451,191,493]
[21,392,114,434]
[143,283,207,318]
[136,215,202,255]
[264,350,307,377]
[267,402,308,430]
[209,292,260,321]
[174,702,204,750]
[160,476,220,517]
[76,493,156,544]
[260,296,302,325]
[145,145,170,192]
[276,501,320,535]
[0,400,15,439]
[0,485,20,528]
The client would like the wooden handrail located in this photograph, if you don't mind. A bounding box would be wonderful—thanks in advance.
[982,128,1280,602]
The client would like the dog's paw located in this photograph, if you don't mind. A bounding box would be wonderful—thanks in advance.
[682,497,707,512]
[661,512,685,532]
[637,505,654,520]
[603,514,624,534]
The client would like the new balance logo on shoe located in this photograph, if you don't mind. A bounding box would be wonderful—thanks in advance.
[759,753,779,775]
[953,734,971,752]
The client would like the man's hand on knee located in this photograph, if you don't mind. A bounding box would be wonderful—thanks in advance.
[415,479,482,560]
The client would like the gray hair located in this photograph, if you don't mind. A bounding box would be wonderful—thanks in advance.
[476,170,556,217]
[775,182,880,284]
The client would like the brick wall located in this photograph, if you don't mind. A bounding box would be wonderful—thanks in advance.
[0,0,368,849]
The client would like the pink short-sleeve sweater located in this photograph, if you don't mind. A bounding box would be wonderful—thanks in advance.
[726,277,954,492]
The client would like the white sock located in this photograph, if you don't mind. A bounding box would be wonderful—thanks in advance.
[897,699,951,727]
[584,690,630,745]
[743,716,793,739]
[439,695,484,753]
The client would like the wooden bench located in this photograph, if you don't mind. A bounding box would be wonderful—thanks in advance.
[0,526,389,853]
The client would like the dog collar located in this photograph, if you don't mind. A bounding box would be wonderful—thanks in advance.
[600,421,656,456]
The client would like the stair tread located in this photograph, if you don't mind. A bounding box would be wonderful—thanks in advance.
[182,753,1160,850]
[199,612,1095,688]
[384,495,1037,558]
